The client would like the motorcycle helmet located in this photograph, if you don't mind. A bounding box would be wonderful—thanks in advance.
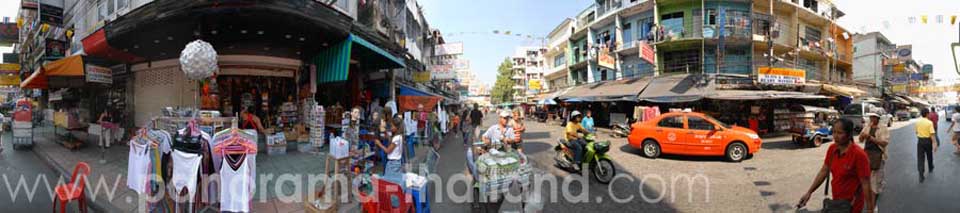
[570,110,582,118]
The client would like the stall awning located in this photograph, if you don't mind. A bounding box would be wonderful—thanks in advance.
[709,90,828,100]
[820,84,866,97]
[797,105,838,113]
[901,95,931,107]
[20,55,86,89]
[397,84,441,111]
[637,74,715,103]
[315,34,406,84]
[559,76,652,102]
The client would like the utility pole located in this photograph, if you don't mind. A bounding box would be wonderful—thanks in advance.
[767,0,775,69]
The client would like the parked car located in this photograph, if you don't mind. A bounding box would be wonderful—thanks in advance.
[909,107,920,118]
[842,102,883,132]
[627,112,762,162]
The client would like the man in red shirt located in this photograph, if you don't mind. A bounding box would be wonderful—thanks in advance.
[927,107,939,141]
[798,118,874,213]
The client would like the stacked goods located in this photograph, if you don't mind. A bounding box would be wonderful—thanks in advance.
[475,150,530,192]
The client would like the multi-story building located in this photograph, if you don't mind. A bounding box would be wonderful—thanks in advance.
[544,18,574,93]
[510,46,546,103]
[544,0,854,87]
[16,0,447,127]
[853,32,897,97]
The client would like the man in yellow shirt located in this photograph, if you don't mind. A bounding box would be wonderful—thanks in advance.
[565,111,589,169]
[915,108,938,182]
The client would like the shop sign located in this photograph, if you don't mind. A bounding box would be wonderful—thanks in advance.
[0,63,20,74]
[0,87,18,94]
[528,79,542,90]
[922,64,933,73]
[39,4,63,25]
[757,67,806,84]
[891,85,907,93]
[888,76,908,84]
[597,48,615,69]
[435,42,463,56]
[429,64,455,80]
[910,73,925,81]
[85,65,112,84]
[912,85,960,94]
[111,64,127,76]
[0,75,21,86]
[3,53,18,64]
[893,64,906,72]
[639,41,655,64]
[0,23,17,44]
[45,39,66,58]
[413,71,431,83]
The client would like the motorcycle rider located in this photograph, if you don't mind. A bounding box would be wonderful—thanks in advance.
[566,111,590,170]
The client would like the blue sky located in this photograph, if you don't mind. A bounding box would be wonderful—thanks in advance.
[418,0,593,86]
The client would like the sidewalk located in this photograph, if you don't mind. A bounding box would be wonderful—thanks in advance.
[30,124,441,213]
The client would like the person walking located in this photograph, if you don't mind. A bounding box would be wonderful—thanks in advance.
[859,113,888,209]
[915,108,938,182]
[798,118,874,213]
[469,103,484,144]
[949,107,960,154]
[927,107,940,143]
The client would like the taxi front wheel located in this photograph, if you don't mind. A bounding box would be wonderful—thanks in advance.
[726,142,747,162]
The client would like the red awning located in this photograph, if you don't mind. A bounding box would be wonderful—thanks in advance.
[82,29,143,63]
[20,55,87,89]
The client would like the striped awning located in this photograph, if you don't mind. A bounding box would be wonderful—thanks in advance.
[315,34,406,84]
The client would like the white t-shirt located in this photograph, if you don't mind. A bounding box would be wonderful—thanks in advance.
[952,112,960,132]
[388,135,403,160]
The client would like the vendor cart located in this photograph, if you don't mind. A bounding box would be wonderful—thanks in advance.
[468,139,533,213]
[11,99,34,150]
[789,105,838,148]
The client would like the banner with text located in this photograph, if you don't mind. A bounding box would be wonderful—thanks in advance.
[0,75,21,86]
[639,41,655,64]
[757,67,806,84]
[598,48,615,69]
[85,65,112,84]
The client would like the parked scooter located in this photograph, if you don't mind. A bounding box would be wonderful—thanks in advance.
[554,133,616,184]
[611,122,632,138]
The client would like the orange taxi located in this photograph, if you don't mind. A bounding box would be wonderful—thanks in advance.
[627,112,762,162]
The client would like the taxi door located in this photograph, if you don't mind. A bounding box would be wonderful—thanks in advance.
[653,114,686,154]
[683,115,724,155]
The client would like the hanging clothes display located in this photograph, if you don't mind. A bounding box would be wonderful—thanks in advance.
[171,150,202,199]
[212,127,258,212]
[126,128,172,194]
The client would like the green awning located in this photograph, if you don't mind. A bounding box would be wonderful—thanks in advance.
[315,34,406,84]
[350,34,406,68]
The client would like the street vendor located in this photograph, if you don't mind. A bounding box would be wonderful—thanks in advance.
[481,111,516,150]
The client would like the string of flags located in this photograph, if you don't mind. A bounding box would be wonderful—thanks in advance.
[442,30,546,41]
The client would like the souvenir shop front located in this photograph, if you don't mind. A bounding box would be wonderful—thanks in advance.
[701,90,828,135]
[314,33,406,128]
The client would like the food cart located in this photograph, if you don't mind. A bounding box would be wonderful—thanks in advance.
[789,105,839,147]
[469,139,533,212]
[11,99,34,150]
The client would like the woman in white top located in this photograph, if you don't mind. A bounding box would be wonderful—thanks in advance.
[949,107,960,154]
[374,116,404,178]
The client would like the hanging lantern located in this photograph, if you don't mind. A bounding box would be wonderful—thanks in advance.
[65,29,74,39]
[179,39,218,80]
[40,24,50,33]
[16,18,23,28]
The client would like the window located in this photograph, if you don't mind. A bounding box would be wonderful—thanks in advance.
[688,116,715,131]
[622,23,632,45]
[660,12,685,38]
[658,116,685,129]
[117,0,127,9]
[108,0,115,14]
[554,53,566,68]
[804,26,821,44]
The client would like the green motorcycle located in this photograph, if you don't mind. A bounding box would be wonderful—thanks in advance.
[554,133,616,184]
